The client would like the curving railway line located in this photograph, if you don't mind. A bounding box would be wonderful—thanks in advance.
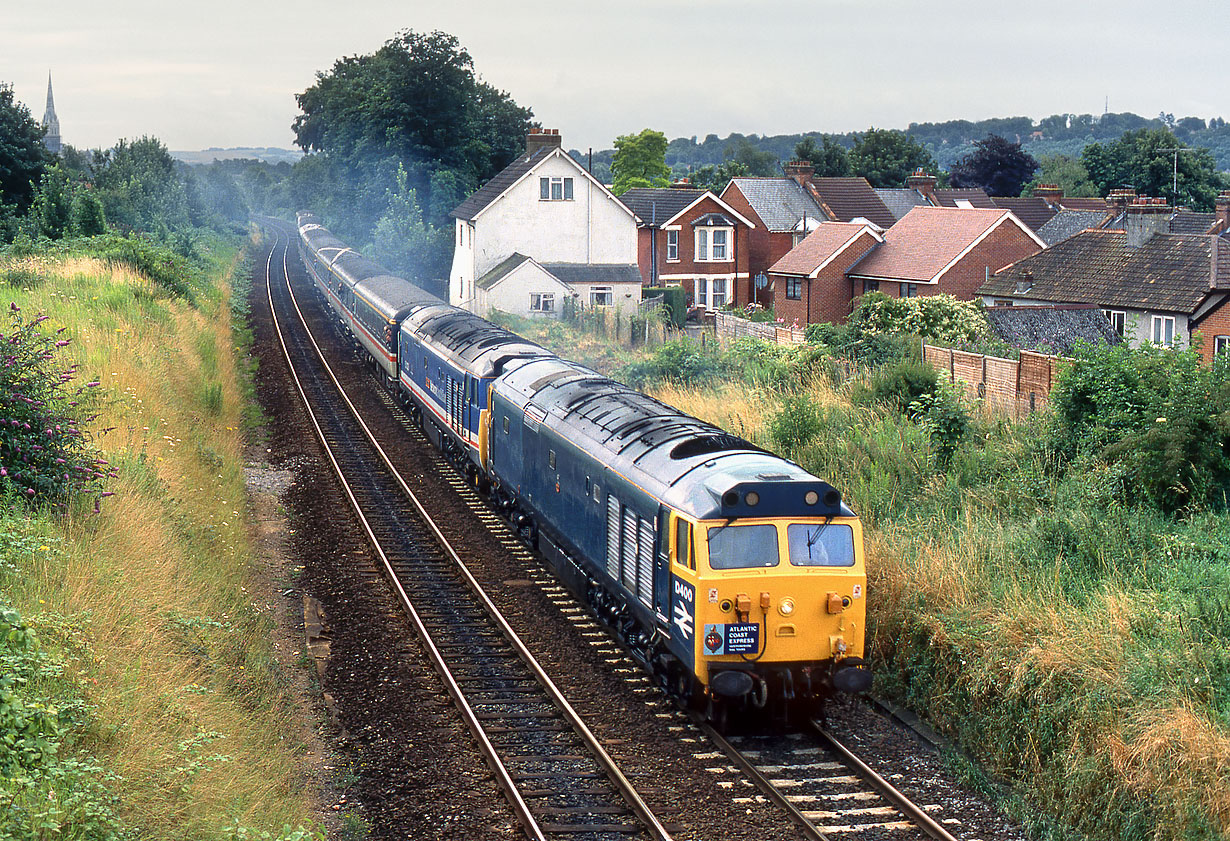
[254,219,1021,841]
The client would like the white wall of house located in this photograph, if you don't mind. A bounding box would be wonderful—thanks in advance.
[449,219,477,309]
[982,296,1192,349]
[569,281,643,310]
[472,154,637,280]
[476,261,571,320]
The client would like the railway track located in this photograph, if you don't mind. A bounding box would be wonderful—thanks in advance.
[261,225,673,841]
[703,719,965,841]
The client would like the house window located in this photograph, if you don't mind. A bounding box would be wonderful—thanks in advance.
[1151,315,1176,346]
[539,177,574,201]
[695,278,708,309]
[901,282,918,298]
[711,278,728,309]
[530,293,555,313]
[695,227,732,261]
[862,279,879,294]
[666,230,678,261]
[1102,309,1126,337]
[792,232,807,247]
[993,299,1014,307]
[785,278,802,300]
[1216,336,1230,356]
[590,286,613,307]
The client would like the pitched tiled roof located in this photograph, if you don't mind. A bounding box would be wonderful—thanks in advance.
[475,252,534,290]
[875,188,930,221]
[452,147,556,221]
[1169,210,1217,235]
[849,207,1028,283]
[540,263,643,287]
[991,197,1057,233]
[1057,197,1109,212]
[767,222,876,276]
[1037,210,1114,246]
[728,178,826,232]
[978,230,1225,313]
[985,305,1124,355]
[933,188,997,209]
[618,188,707,227]
[807,178,897,229]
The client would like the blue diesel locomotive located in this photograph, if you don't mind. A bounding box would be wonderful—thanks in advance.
[296,213,872,716]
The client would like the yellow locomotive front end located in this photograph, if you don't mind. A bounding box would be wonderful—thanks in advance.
[667,503,871,707]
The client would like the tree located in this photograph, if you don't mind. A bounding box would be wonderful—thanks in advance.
[0,84,51,214]
[793,136,851,177]
[848,128,939,188]
[31,164,72,238]
[1081,128,1226,209]
[725,137,778,176]
[368,163,449,297]
[685,160,747,193]
[610,128,670,194]
[92,136,191,232]
[1023,153,1099,198]
[292,29,533,230]
[948,135,1039,197]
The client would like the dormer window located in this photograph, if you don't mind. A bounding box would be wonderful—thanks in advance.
[539,177,574,201]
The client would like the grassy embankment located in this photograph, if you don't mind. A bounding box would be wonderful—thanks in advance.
[500,312,1230,841]
[0,238,319,840]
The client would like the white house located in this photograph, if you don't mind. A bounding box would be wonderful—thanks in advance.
[449,129,642,316]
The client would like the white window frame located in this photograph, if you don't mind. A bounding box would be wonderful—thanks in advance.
[1102,309,1126,337]
[530,292,555,313]
[589,286,613,307]
[539,176,574,201]
[1151,315,1176,346]
[695,277,709,309]
[666,230,679,262]
[1215,335,1230,356]
[711,277,728,308]
[695,227,733,262]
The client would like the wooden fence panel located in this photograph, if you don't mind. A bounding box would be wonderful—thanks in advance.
[922,342,1062,417]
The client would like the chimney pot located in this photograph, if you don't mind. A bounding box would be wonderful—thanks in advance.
[525,128,563,156]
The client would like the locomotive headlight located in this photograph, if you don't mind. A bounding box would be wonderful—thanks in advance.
[778,597,795,617]
[804,490,819,506]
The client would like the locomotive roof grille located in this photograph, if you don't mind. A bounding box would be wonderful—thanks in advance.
[670,433,760,460]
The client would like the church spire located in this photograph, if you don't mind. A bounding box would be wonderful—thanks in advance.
[42,72,61,155]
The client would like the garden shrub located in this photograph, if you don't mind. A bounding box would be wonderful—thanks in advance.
[769,395,823,453]
[908,383,970,468]
[861,358,940,412]
[0,304,111,508]
[1048,342,1230,513]
[618,339,725,388]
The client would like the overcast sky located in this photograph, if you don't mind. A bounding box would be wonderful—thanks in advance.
[6,0,1229,154]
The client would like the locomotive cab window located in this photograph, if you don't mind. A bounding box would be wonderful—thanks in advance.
[707,524,779,570]
[674,518,694,570]
[787,523,855,567]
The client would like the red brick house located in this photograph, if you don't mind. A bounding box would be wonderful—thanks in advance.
[719,162,895,296]
[848,206,1044,302]
[618,187,756,310]
[765,206,1044,326]
[767,222,883,326]
[979,196,1230,365]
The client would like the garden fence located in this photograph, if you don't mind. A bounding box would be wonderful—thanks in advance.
[715,311,806,347]
[923,343,1065,416]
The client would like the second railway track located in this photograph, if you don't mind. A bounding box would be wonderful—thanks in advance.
[262,224,673,841]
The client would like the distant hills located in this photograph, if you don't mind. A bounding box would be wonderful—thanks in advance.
[572,111,1230,183]
[171,147,302,166]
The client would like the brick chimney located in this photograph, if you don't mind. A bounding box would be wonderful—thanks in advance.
[526,127,562,157]
[1125,196,1170,248]
[906,168,938,204]
[670,177,692,189]
[1033,183,1064,204]
[783,160,815,186]
[1216,190,1230,233]
[1106,187,1137,212]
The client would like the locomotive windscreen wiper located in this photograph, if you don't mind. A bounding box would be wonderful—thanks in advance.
[803,517,834,561]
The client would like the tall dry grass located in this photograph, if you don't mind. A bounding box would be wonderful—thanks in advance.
[1,250,317,839]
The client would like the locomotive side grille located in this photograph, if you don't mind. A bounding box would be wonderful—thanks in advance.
[637,517,654,607]
[621,507,638,590]
[606,496,621,582]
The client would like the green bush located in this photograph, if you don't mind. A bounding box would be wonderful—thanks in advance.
[768,395,823,453]
[861,358,940,412]
[908,383,970,468]
[1048,342,1230,513]
[618,339,725,388]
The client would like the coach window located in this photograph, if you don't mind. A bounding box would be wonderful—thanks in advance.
[548,450,556,470]
[674,517,694,570]
[592,482,600,502]
[502,416,510,434]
